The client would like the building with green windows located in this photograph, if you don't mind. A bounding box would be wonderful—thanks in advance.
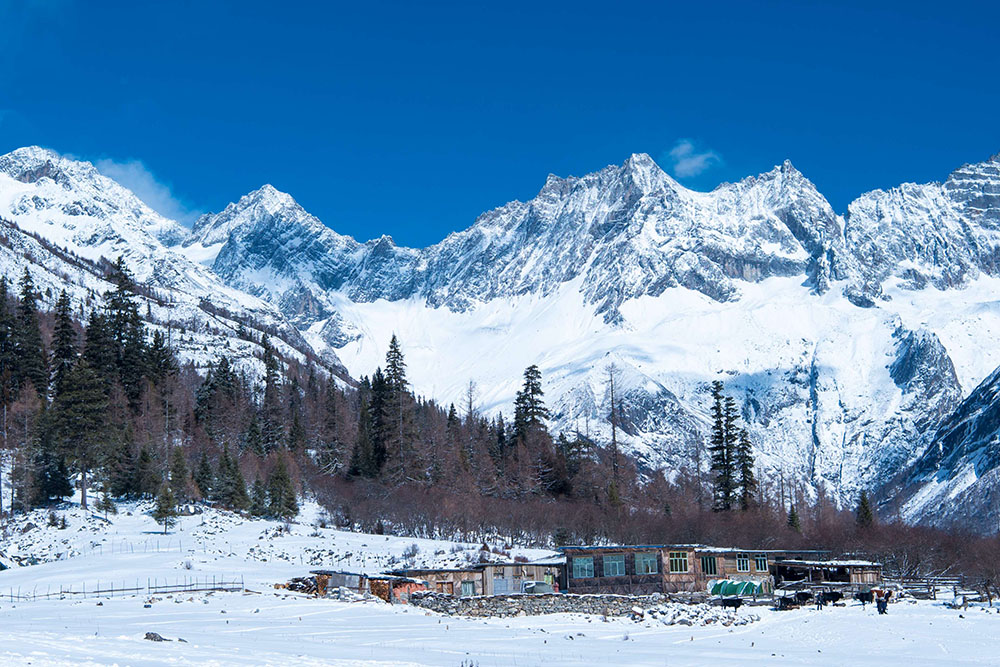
[558,544,829,595]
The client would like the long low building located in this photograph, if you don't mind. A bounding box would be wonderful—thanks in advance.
[771,559,883,588]
[394,557,566,597]
[558,545,838,595]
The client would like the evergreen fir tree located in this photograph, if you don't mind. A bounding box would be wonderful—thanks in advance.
[83,310,115,388]
[48,360,107,509]
[50,290,77,397]
[708,380,734,511]
[193,450,214,499]
[288,409,306,452]
[259,335,284,453]
[249,478,268,516]
[268,455,298,520]
[856,490,875,528]
[104,429,136,498]
[104,257,146,405]
[349,391,376,477]
[169,446,189,502]
[735,428,757,511]
[787,505,801,532]
[31,421,73,506]
[214,445,249,509]
[152,481,178,534]
[133,447,158,498]
[145,329,177,385]
[0,278,16,413]
[512,365,548,443]
[95,481,118,520]
[243,411,264,456]
[14,268,48,398]
[384,334,407,391]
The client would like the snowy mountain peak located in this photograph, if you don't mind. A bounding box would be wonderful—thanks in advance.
[0,145,102,189]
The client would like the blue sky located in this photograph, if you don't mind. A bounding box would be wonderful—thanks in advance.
[1,0,998,246]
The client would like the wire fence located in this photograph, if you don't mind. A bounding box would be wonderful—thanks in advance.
[4,574,245,603]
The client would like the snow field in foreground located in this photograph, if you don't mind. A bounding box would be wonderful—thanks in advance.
[0,587,997,666]
[1,500,998,665]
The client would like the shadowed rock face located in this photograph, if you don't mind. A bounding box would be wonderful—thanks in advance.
[898,362,1000,531]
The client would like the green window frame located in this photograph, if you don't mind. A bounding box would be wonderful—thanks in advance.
[668,551,689,573]
[700,555,718,576]
[635,552,658,575]
[603,554,626,577]
[461,580,476,597]
[736,553,751,572]
[572,556,594,579]
[755,554,768,572]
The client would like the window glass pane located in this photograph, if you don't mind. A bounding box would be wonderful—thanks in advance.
[700,556,718,576]
[669,551,689,573]
[755,554,768,571]
[573,557,594,578]
[461,580,476,596]
[603,554,625,577]
[737,553,751,572]
[636,552,658,574]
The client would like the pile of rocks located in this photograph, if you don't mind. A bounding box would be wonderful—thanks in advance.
[409,592,710,618]
[635,602,759,627]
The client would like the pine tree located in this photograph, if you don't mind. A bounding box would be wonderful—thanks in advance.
[288,410,306,452]
[104,429,137,498]
[14,268,48,398]
[243,411,264,456]
[152,481,178,534]
[735,428,757,511]
[83,310,116,388]
[104,258,146,406]
[260,335,284,453]
[133,447,159,498]
[95,481,118,520]
[48,360,108,509]
[214,445,249,509]
[349,390,376,477]
[384,334,407,391]
[145,330,177,385]
[32,419,73,506]
[193,450,214,499]
[708,381,734,511]
[512,365,549,443]
[268,455,298,520]
[169,446,189,502]
[787,505,801,532]
[50,290,77,397]
[249,478,268,516]
[856,490,875,528]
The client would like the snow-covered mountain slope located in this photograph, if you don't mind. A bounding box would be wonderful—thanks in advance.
[6,143,1000,524]
[896,361,1000,532]
[0,147,348,379]
[177,151,1000,516]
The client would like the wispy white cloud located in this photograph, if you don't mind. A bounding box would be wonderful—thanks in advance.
[663,139,722,178]
[95,157,202,226]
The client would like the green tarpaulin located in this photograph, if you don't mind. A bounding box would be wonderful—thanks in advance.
[710,579,764,596]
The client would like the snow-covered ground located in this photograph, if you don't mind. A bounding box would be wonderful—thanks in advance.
[1,499,998,665]
[0,576,995,666]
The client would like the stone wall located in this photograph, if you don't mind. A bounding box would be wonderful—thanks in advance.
[409,591,709,617]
